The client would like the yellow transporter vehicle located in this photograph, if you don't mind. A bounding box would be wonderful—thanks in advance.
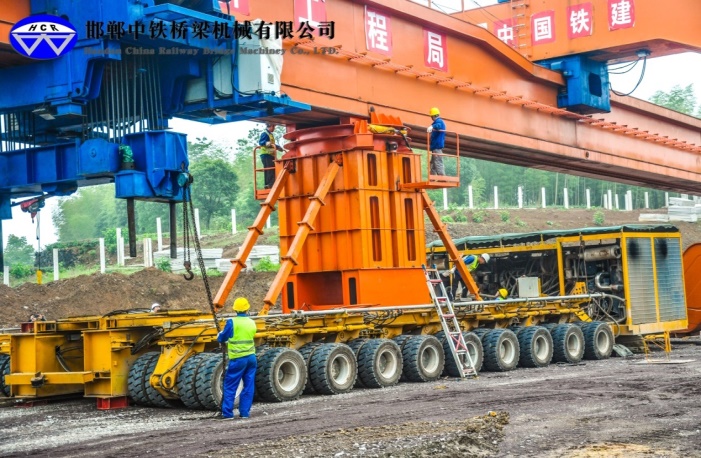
[428,224,688,342]
[0,121,687,410]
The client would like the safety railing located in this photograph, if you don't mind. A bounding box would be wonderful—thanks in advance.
[253,146,277,200]
[424,130,460,187]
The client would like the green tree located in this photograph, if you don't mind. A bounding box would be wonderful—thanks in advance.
[189,158,239,230]
[4,234,35,266]
[649,84,698,116]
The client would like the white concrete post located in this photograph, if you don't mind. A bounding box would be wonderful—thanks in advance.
[99,238,106,274]
[53,248,59,281]
[194,208,201,237]
[541,187,546,208]
[494,186,499,210]
[644,192,649,209]
[517,186,523,209]
[615,194,619,210]
[442,188,448,210]
[116,228,123,266]
[144,239,152,268]
[156,217,163,252]
[603,195,608,209]
[563,188,569,209]
[266,216,272,229]
[627,190,633,211]
[231,209,237,234]
[665,192,669,207]
[468,185,474,209]
[586,189,591,209]
[3,266,8,286]
[607,190,613,210]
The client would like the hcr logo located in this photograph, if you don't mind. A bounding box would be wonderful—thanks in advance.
[10,14,77,60]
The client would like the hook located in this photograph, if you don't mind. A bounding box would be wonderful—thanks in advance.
[183,261,194,281]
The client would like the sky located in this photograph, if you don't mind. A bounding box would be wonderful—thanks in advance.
[3,1,701,251]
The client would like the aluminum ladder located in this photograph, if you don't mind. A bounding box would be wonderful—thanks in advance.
[424,267,478,378]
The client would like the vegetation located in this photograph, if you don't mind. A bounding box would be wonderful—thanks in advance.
[155,257,172,273]
[499,211,510,222]
[593,211,605,226]
[471,210,486,223]
[254,257,280,272]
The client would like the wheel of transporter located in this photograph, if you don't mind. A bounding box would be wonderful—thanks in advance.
[357,339,403,388]
[0,353,10,397]
[308,343,358,395]
[540,323,560,332]
[255,347,307,402]
[347,339,370,388]
[177,352,210,409]
[435,331,483,376]
[517,326,553,368]
[470,327,493,342]
[128,352,172,408]
[400,335,445,382]
[482,329,520,372]
[551,324,585,363]
[194,353,226,410]
[582,321,614,360]
[299,341,326,394]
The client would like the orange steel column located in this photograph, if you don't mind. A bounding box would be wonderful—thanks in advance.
[260,159,341,315]
[421,190,482,301]
[213,168,290,310]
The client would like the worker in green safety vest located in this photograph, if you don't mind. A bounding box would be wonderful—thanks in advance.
[216,297,257,419]
[258,123,283,189]
[450,253,490,301]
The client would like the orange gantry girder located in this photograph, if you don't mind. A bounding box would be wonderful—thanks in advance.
[454,0,701,63]
[237,0,701,194]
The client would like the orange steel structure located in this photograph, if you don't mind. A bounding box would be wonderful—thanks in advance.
[214,114,481,313]
[454,0,701,63]
[228,0,701,194]
[682,244,701,335]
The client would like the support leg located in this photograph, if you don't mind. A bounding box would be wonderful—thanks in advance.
[127,198,137,258]
[169,201,177,259]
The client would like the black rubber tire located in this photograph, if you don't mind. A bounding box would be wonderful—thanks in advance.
[582,321,614,360]
[551,324,585,363]
[176,352,209,409]
[400,335,445,382]
[540,323,560,332]
[255,347,307,402]
[128,352,171,407]
[482,329,520,372]
[436,331,483,376]
[0,353,10,397]
[347,339,370,388]
[471,328,493,342]
[392,334,413,349]
[299,342,325,394]
[357,339,403,388]
[193,353,226,411]
[517,327,553,368]
[508,325,525,335]
[308,344,357,395]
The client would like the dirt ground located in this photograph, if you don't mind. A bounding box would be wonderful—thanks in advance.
[2,208,701,456]
[1,344,700,457]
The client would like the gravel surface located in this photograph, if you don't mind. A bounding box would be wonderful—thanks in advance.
[1,345,699,457]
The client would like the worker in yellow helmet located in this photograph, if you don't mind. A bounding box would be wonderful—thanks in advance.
[216,297,257,419]
[258,123,283,189]
[426,107,446,176]
[497,288,509,300]
[450,253,490,301]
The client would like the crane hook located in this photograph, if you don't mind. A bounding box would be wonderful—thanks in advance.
[183,261,195,281]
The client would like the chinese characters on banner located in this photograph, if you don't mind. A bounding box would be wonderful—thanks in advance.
[531,10,555,45]
[493,18,516,47]
[294,0,327,28]
[567,3,593,39]
[608,0,635,30]
[424,29,447,72]
[218,0,250,16]
[365,7,392,55]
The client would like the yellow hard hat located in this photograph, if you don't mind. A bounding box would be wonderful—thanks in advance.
[233,297,251,312]
[498,288,508,299]
[429,107,440,116]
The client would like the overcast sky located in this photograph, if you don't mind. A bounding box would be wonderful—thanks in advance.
[3,2,700,250]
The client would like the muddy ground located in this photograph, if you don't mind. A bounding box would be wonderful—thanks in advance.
[2,208,701,456]
[1,344,700,457]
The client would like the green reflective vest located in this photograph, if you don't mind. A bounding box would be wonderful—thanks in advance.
[261,131,276,156]
[227,316,257,359]
[466,256,480,272]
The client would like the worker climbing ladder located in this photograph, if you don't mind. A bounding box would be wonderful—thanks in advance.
[424,267,478,378]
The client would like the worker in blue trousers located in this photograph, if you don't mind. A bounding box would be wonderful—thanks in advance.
[217,297,257,419]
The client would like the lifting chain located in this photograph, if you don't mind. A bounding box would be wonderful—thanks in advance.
[181,177,222,333]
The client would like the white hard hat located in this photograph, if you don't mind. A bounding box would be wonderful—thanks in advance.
[151,303,161,310]
[480,253,490,263]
